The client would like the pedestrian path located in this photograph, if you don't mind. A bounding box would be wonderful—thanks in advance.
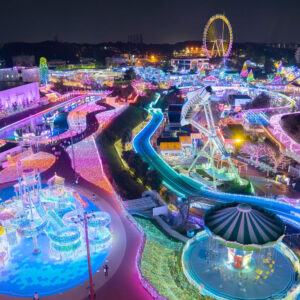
[66,135,113,194]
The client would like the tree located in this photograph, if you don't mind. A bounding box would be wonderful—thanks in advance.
[145,170,162,191]
[245,93,271,109]
[122,150,135,167]
[39,57,50,85]
[124,68,136,81]
[122,150,149,180]
[161,189,174,203]
[53,78,71,94]
[266,147,292,172]
[239,142,268,167]
[264,57,274,74]
[177,196,191,226]
[121,128,133,149]
[132,153,146,179]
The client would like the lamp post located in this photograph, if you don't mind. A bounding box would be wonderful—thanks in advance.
[73,212,95,300]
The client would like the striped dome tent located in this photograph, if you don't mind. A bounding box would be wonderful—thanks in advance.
[204,203,285,251]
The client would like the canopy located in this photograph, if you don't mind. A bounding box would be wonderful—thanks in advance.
[204,203,285,251]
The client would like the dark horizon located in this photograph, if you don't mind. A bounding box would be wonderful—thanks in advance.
[2,40,298,47]
[1,0,299,45]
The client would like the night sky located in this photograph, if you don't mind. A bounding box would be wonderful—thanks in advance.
[1,0,299,44]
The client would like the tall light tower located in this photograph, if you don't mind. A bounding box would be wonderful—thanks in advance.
[72,212,96,300]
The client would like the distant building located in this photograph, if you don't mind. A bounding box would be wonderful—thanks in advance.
[21,68,40,82]
[167,104,183,127]
[228,94,252,107]
[270,43,298,49]
[171,57,209,70]
[0,82,40,111]
[173,46,206,57]
[296,47,300,64]
[0,69,19,81]
[106,56,128,66]
[80,57,96,64]
[48,59,67,68]
[12,55,35,67]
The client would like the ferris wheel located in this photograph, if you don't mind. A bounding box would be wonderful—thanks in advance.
[203,14,233,58]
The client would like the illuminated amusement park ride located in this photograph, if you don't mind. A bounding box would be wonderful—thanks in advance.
[203,14,233,58]
[181,86,242,189]
[182,203,299,299]
[0,169,111,266]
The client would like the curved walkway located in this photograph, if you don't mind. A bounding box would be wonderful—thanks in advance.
[43,150,152,300]
[0,103,153,300]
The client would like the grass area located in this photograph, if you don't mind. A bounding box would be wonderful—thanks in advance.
[115,114,151,166]
[135,217,211,300]
[114,115,151,187]
[96,105,148,199]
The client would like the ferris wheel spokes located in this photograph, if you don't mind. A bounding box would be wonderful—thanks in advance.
[203,14,233,58]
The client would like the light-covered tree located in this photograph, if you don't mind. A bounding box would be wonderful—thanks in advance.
[39,57,49,85]
[266,147,292,172]
[239,142,268,167]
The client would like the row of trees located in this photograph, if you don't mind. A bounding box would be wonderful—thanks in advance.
[122,150,162,190]
[244,93,271,109]
[239,141,292,173]
[121,128,133,149]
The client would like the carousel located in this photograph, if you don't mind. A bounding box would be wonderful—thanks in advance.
[182,202,299,299]
[204,203,285,269]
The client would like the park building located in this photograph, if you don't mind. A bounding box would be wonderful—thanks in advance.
[105,56,128,66]
[160,141,182,157]
[0,82,40,116]
[171,57,209,71]
[158,135,193,161]
[167,104,183,128]
[12,55,35,67]
[228,94,252,107]
[0,68,39,83]
[0,69,20,81]
[173,46,207,57]
[21,68,40,83]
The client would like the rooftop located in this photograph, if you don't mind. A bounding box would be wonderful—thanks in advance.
[157,137,179,145]
[179,135,192,144]
[160,142,182,151]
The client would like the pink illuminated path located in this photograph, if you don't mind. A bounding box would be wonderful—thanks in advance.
[0,98,154,300]
[0,146,153,300]
[46,149,153,300]
[43,105,152,299]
